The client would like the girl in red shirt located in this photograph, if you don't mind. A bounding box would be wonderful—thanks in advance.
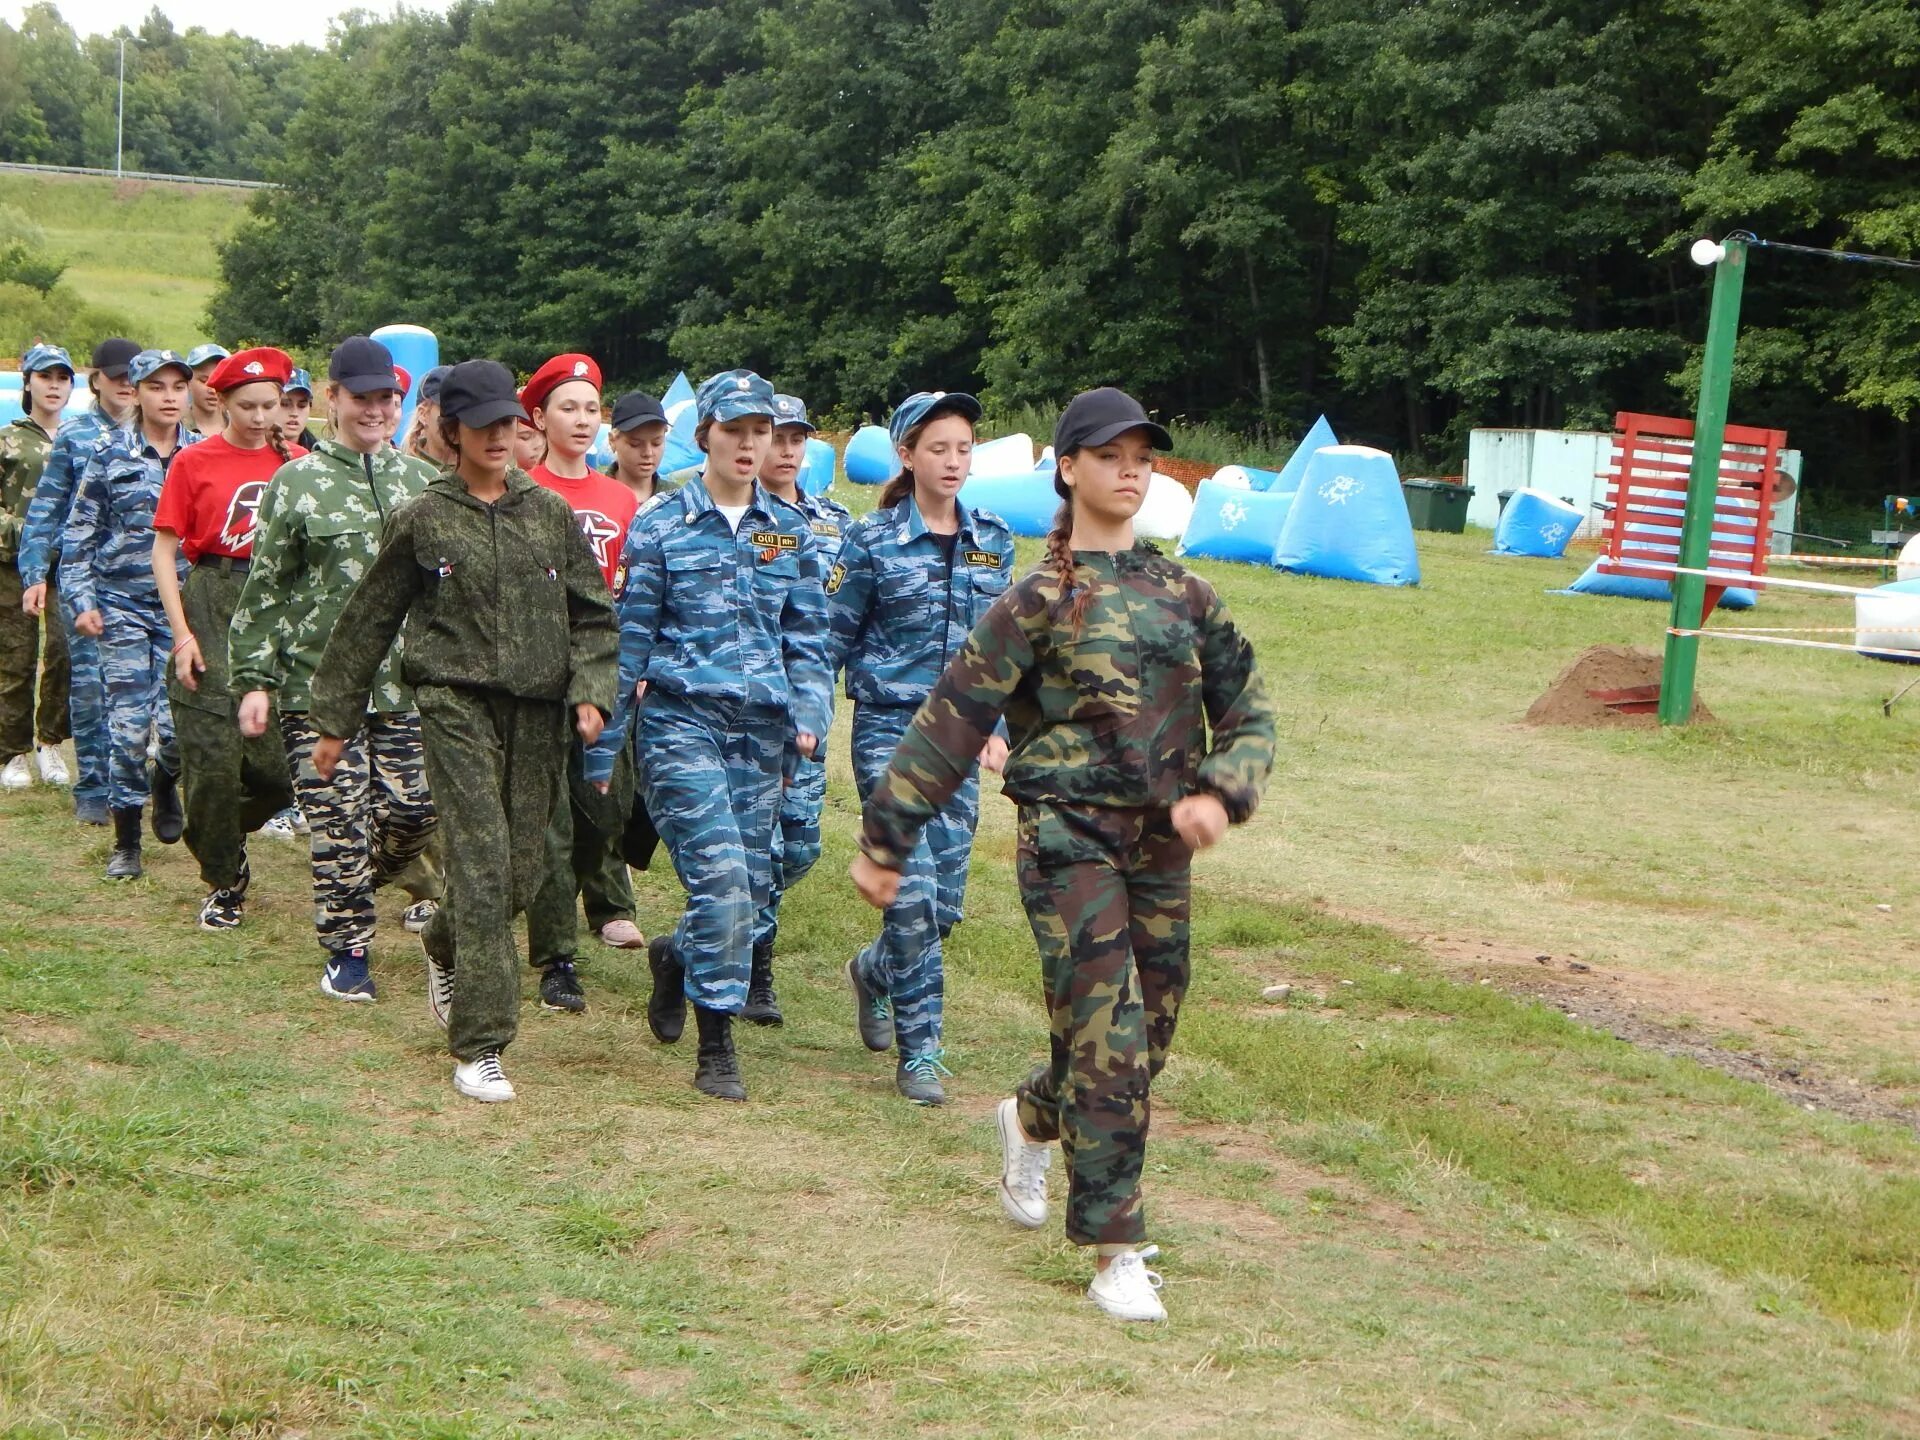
[151,346,304,931]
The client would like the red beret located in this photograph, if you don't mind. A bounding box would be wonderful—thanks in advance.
[520,353,602,414]
[394,365,412,397]
[207,346,293,393]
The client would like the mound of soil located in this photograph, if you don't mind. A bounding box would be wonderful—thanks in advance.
[1525,644,1716,728]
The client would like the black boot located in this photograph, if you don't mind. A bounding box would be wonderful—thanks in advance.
[149,760,183,844]
[742,937,782,1027]
[646,935,686,1043]
[106,807,144,880]
[693,1005,746,1101]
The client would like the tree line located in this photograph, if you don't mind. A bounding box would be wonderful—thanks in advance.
[15,0,1920,493]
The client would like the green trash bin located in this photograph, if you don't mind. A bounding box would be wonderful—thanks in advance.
[1402,479,1474,534]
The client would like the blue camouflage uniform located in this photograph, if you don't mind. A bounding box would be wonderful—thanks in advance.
[58,417,196,810]
[19,402,122,812]
[826,489,1016,1061]
[608,472,832,1014]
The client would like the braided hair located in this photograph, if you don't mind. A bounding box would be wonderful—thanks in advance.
[267,420,293,466]
[1043,493,1094,634]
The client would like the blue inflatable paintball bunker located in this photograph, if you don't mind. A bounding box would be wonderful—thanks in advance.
[1273,445,1420,586]
[659,372,701,477]
[958,470,1055,536]
[1266,414,1339,494]
[1209,464,1280,492]
[844,424,898,485]
[1563,559,1756,610]
[371,324,437,437]
[798,436,836,496]
[1494,488,1583,557]
[1177,479,1295,565]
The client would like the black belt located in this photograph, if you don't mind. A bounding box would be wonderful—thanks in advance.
[195,555,251,575]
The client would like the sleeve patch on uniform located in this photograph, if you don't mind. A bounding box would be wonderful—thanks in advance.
[826,561,847,594]
[748,531,799,550]
[964,549,1000,567]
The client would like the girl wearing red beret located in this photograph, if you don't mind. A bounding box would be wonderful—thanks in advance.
[152,347,305,930]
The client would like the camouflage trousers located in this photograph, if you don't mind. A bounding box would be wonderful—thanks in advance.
[170,561,295,890]
[526,739,636,969]
[54,579,108,808]
[281,709,438,956]
[1013,802,1192,1248]
[637,694,783,1016]
[850,702,980,1059]
[0,560,68,763]
[414,686,568,1061]
[98,597,176,809]
[754,742,827,952]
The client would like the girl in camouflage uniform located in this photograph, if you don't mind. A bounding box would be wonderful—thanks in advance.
[852,387,1276,1323]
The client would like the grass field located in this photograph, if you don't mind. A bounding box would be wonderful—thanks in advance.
[5,509,1920,1437]
[0,171,251,346]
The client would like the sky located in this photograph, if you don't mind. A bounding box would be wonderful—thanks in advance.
[1,0,453,49]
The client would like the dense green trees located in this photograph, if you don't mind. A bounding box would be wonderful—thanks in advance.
[19,0,1920,488]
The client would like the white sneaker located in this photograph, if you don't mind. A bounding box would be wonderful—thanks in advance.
[996,1097,1052,1229]
[1088,1246,1167,1323]
[259,810,299,840]
[35,745,69,786]
[403,899,439,934]
[599,918,646,949]
[425,949,454,1031]
[454,1051,514,1103]
[0,756,29,790]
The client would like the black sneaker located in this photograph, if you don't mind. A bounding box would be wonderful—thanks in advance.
[647,936,686,1043]
[149,761,183,844]
[539,960,587,1013]
[742,938,782,1027]
[847,957,893,1052]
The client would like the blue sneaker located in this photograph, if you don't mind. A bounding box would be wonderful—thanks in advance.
[320,946,377,1002]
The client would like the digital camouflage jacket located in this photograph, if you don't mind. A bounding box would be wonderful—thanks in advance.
[0,417,53,564]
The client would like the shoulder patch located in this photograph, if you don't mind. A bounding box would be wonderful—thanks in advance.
[825,561,847,595]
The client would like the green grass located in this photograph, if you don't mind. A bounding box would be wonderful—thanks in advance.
[6,514,1920,1436]
[0,172,250,347]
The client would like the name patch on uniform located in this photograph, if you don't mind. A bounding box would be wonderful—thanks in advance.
[964,549,1000,568]
[748,531,799,551]
[826,561,847,595]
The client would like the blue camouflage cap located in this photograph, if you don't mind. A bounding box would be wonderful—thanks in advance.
[185,343,229,370]
[696,368,778,425]
[128,348,193,385]
[284,367,313,397]
[888,389,982,447]
[771,393,815,431]
[21,343,74,377]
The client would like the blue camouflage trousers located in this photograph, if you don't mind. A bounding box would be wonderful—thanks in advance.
[98,597,175,810]
[850,702,980,1060]
[754,747,826,951]
[56,583,109,808]
[637,694,784,1016]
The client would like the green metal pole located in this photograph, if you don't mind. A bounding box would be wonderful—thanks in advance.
[1659,238,1749,726]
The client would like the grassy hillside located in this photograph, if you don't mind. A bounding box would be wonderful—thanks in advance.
[5,507,1920,1437]
[0,171,251,348]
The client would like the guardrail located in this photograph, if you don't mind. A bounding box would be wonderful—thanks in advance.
[0,160,276,190]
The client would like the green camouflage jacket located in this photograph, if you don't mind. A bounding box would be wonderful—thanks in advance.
[0,416,54,564]
[859,542,1276,870]
[229,440,437,712]
[307,467,619,741]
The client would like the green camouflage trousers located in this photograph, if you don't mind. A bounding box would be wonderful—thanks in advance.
[1013,802,1192,1247]
[170,561,295,890]
[0,560,68,763]
[415,685,568,1061]
[526,739,636,969]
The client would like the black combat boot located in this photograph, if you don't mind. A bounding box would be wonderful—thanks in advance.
[106,806,144,879]
[646,935,686,1043]
[692,1005,746,1101]
[742,937,782,1027]
[149,760,183,844]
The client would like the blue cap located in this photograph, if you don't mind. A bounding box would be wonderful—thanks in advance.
[888,390,982,447]
[186,343,229,370]
[128,349,192,385]
[771,394,815,431]
[285,368,313,397]
[21,343,74,377]
[696,369,778,425]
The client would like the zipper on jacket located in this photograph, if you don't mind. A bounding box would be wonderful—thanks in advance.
[938,535,958,673]
[363,453,387,523]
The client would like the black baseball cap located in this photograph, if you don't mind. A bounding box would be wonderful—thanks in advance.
[419,364,453,403]
[610,390,668,433]
[439,359,528,427]
[90,337,140,378]
[327,335,398,396]
[1052,387,1172,457]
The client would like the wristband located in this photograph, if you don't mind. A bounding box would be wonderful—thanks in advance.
[173,633,197,655]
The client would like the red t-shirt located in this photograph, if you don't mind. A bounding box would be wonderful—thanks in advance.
[531,462,639,590]
[153,434,307,562]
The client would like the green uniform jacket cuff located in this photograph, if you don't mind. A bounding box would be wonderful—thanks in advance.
[308,695,366,741]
